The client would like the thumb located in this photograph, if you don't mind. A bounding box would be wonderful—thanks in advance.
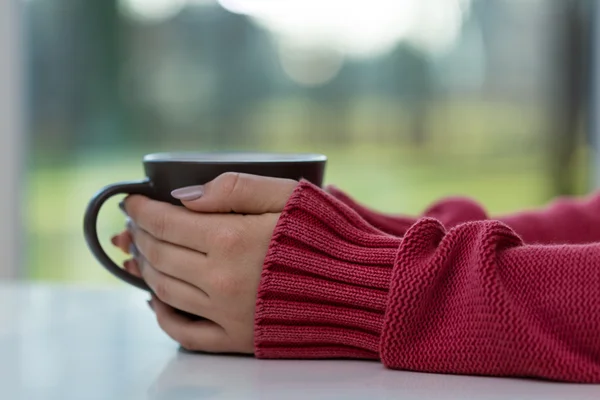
[171,172,298,214]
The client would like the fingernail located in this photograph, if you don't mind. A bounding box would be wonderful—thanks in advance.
[126,218,134,231]
[111,235,118,246]
[124,259,132,271]
[171,185,204,201]
[119,200,128,216]
[129,243,139,258]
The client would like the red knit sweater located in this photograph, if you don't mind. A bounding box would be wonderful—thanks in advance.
[254,181,600,383]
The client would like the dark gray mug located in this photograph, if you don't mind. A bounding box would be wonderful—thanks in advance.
[83,152,327,291]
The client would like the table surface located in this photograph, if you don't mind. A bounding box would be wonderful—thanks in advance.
[0,283,599,400]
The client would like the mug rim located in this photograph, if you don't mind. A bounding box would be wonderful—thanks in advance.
[143,152,327,164]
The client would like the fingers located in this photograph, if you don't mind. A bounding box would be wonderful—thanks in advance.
[139,257,210,317]
[130,226,210,288]
[123,259,142,278]
[172,173,298,214]
[112,232,141,278]
[111,230,132,254]
[150,296,232,353]
[123,195,212,253]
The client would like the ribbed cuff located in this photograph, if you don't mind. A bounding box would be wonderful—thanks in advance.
[254,181,402,359]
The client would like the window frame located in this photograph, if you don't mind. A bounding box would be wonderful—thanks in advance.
[0,0,25,280]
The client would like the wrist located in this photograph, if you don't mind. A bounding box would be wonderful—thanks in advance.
[254,181,401,359]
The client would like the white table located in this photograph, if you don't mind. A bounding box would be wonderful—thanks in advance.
[0,284,599,400]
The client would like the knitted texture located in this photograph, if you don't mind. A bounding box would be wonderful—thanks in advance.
[328,185,600,245]
[497,193,600,244]
[255,182,600,383]
[255,182,401,359]
[326,185,488,237]
[382,218,600,383]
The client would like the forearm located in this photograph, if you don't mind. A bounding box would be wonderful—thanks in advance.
[328,185,600,244]
[382,218,600,383]
[257,182,600,383]
[496,192,600,244]
[325,185,487,237]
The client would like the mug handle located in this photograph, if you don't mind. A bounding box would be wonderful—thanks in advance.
[83,179,154,291]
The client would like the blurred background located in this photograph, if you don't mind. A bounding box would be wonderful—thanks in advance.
[2,0,598,283]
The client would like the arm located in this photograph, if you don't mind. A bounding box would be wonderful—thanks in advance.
[327,185,600,244]
[325,185,488,237]
[496,193,600,244]
[255,182,600,383]
[381,218,600,382]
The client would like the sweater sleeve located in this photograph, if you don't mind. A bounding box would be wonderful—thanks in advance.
[325,185,488,237]
[255,182,402,360]
[496,193,600,244]
[255,181,600,383]
[327,185,600,244]
[381,217,600,383]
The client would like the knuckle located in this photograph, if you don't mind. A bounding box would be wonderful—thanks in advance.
[123,196,141,218]
[214,226,243,250]
[128,196,153,223]
[147,245,162,268]
[149,211,168,239]
[218,172,240,192]
[177,335,200,352]
[153,278,171,303]
[155,312,169,331]
[218,172,244,199]
[211,271,241,296]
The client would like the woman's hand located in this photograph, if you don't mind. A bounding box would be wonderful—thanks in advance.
[114,173,298,354]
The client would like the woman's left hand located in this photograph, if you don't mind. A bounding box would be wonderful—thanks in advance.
[119,173,297,354]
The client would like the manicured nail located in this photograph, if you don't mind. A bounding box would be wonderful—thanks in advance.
[119,200,127,216]
[171,185,204,201]
[129,243,139,258]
